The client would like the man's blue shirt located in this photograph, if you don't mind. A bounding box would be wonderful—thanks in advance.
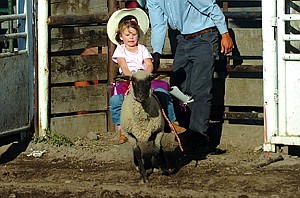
[146,0,228,54]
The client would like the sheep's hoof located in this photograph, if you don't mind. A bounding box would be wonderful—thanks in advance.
[146,168,154,175]
[139,178,149,184]
[161,168,178,176]
[161,169,171,176]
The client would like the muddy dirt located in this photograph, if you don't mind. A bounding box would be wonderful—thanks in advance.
[0,131,299,198]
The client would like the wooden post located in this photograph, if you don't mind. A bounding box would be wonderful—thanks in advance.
[107,1,118,133]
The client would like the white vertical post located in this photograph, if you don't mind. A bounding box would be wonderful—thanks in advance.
[277,0,287,137]
[37,0,49,136]
[262,0,277,152]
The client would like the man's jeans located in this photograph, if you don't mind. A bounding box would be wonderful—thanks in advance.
[172,31,220,139]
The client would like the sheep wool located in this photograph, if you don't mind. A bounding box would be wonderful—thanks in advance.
[120,71,165,146]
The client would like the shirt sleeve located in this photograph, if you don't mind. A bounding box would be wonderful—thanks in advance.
[147,0,168,54]
[112,45,125,64]
[189,0,228,34]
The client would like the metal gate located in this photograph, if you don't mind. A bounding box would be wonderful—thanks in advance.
[0,0,34,137]
[263,0,300,152]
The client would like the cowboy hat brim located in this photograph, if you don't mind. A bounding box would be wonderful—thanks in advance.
[107,8,149,45]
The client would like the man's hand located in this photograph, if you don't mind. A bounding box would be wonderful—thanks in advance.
[152,52,161,73]
[221,32,234,56]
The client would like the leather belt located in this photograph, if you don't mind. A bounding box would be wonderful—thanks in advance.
[184,27,217,39]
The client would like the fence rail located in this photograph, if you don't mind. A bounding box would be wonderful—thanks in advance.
[0,13,26,22]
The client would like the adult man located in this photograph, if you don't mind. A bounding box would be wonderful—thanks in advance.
[146,0,234,153]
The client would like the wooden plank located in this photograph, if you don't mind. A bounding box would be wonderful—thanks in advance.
[224,12,261,19]
[223,111,264,120]
[220,123,263,150]
[230,28,262,57]
[50,26,107,52]
[226,64,262,73]
[51,84,107,114]
[224,78,263,107]
[51,54,107,83]
[50,113,107,140]
[48,13,109,27]
[140,29,172,55]
[50,0,108,15]
[158,58,263,73]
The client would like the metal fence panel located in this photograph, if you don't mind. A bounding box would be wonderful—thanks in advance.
[0,0,34,137]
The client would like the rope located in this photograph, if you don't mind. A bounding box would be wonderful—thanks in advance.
[161,108,184,152]
[151,93,184,152]
[124,84,130,96]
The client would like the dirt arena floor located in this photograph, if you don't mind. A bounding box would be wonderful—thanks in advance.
[0,124,299,198]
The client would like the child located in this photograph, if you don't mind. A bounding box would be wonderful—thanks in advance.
[107,8,185,144]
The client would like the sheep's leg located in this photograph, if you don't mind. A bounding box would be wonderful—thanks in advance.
[159,150,172,176]
[151,145,160,169]
[133,145,148,183]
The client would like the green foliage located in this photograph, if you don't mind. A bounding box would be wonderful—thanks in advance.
[33,129,73,147]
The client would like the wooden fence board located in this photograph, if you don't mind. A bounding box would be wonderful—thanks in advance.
[231,28,262,57]
[224,78,263,107]
[140,30,171,55]
[50,113,107,140]
[51,54,107,83]
[51,84,107,114]
[48,13,109,27]
[50,26,107,52]
[50,0,108,15]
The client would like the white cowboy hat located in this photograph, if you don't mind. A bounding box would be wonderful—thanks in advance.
[107,8,149,45]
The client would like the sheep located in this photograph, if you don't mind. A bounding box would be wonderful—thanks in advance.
[120,70,180,183]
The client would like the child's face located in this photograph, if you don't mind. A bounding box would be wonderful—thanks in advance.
[120,27,139,47]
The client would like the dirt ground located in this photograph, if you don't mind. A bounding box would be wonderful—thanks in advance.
[0,124,299,198]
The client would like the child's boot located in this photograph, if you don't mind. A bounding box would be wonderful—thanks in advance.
[171,121,186,134]
[117,125,127,144]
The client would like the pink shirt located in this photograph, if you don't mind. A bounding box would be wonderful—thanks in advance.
[112,44,152,74]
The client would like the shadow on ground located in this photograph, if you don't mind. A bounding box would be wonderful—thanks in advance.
[0,134,31,164]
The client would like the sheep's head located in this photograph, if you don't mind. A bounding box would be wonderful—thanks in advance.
[119,70,158,103]
[132,71,155,102]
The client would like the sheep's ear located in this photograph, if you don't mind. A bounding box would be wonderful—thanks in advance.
[150,73,166,81]
[115,75,131,82]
